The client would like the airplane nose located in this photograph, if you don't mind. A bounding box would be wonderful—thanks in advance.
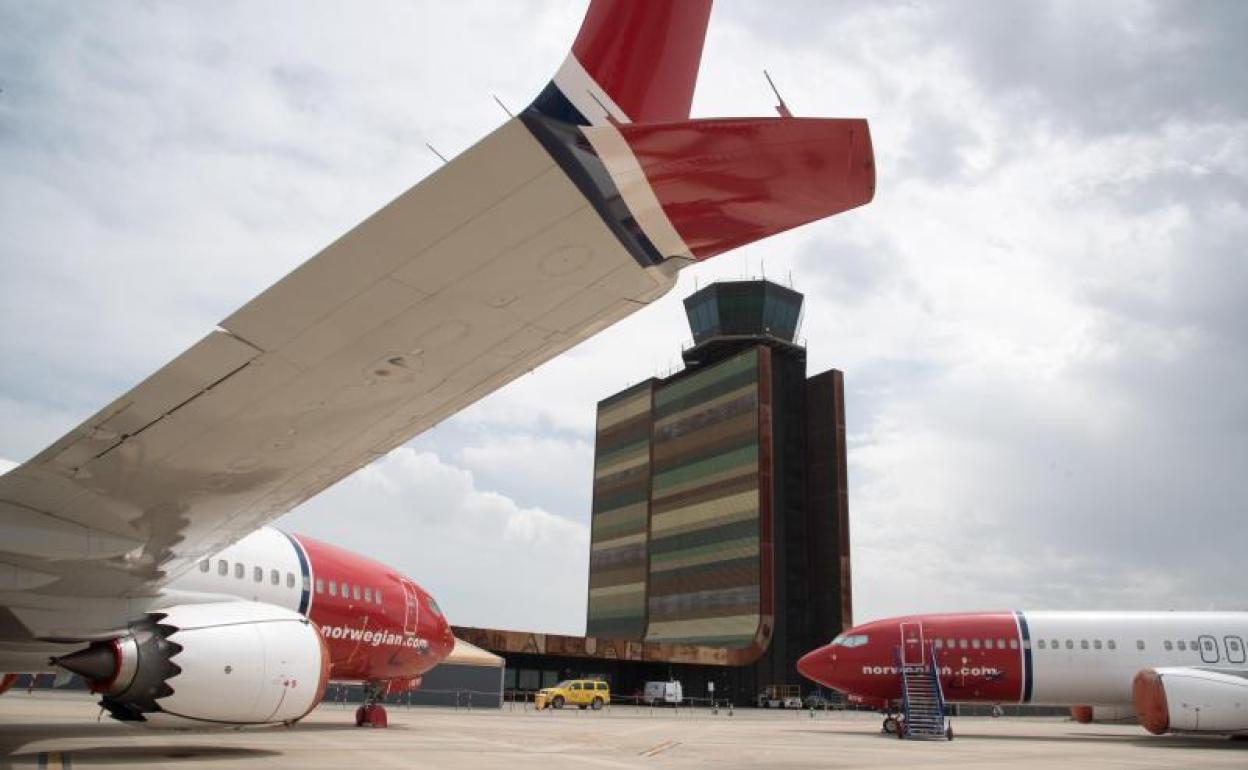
[797,645,836,687]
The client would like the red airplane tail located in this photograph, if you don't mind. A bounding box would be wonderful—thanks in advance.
[532,0,712,126]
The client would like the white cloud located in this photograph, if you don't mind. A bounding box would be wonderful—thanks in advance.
[277,449,589,635]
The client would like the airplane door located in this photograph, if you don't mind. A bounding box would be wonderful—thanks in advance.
[401,580,421,635]
[900,622,925,666]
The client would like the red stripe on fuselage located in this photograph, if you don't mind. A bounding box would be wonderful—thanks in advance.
[293,534,453,684]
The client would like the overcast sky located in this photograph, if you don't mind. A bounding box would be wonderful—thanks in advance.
[2,1,1245,635]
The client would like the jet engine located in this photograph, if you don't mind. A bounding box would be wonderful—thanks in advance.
[1133,667,1248,735]
[55,601,329,726]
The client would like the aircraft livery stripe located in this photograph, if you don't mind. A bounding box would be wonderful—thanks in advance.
[282,530,312,616]
[1014,610,1034,703]
[519,104,666,269]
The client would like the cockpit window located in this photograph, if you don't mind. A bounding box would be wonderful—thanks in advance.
[832,634,869,648]
[427,595,444,619]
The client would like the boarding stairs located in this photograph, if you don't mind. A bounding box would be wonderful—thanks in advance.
[894,641,950,740]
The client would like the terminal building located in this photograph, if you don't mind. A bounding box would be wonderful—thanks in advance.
[456,279,852,705]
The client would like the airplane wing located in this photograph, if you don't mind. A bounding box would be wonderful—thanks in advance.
[0,0,874,639]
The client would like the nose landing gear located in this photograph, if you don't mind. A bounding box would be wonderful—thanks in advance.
[355,682,389,728]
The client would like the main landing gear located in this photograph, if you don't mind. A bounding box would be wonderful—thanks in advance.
[882,714,901,735]
[355,682,388,728]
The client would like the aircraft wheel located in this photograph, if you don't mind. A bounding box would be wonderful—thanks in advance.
[882,716,898,734]
[552,696,565,710]
[355,704,389,728]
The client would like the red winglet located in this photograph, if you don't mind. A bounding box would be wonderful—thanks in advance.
[616,117,876,260]
[571,0,712,123]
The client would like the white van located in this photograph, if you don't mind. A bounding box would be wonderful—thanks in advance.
[643,681,683,705]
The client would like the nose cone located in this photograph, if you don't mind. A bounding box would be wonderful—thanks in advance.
[797,645,837,689]
[424,592,455,663]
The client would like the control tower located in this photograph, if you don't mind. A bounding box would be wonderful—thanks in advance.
[586,279,851,690]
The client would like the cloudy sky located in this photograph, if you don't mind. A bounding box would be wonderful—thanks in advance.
[2,1,1245,635]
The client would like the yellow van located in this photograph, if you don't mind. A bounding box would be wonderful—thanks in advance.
[535,679,610,710]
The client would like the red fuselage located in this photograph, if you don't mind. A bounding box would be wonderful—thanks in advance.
[176,526,455,688]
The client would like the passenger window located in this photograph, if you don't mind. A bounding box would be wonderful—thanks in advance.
[1189,641,1198,651]
[1080,640,1088,650]
[1038,640,1047,650]
[375,588,383,604]
[340,581,349,597]
[1136,640,1144,650]
[946,638,955,648]
[253,566,263,583]
[1009,639,1019,650]
[352,585,361,601]
[270,569,280,585]
[199,560,209,573]
[316,578,324,594]
[302,574,310,592]
[1093,640,1102,650]
[1065,640,1073,650]
[1050,639,1058,649]
[996,639,1006,650]
[959,639,968,649]
[983,639,992,649]
[1177,641,1186,651]
[329,581,337,597]
[235,563,244,579]
[218,559,229,576]
[1164,640,1173,651]
[365,588,373,602]
[287,572,295,589]
[972,639,981,649]
[1107,640,1116,650]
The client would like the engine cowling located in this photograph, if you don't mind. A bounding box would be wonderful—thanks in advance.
[55,601,329,727]
[1133,667,1248,735]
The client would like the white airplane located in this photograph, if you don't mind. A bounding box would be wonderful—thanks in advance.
[798,610,1248,737]
[0,0,875,728]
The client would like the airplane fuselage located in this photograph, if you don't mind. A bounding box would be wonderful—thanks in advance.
[798,611,1248,707]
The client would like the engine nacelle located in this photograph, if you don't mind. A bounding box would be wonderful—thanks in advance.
[55,602,329,727]
[1133,667,1248,735]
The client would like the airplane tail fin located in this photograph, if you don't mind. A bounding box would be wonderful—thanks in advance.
[532,0,713,126]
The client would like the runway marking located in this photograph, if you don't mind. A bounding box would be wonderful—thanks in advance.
[638,740,680,757]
